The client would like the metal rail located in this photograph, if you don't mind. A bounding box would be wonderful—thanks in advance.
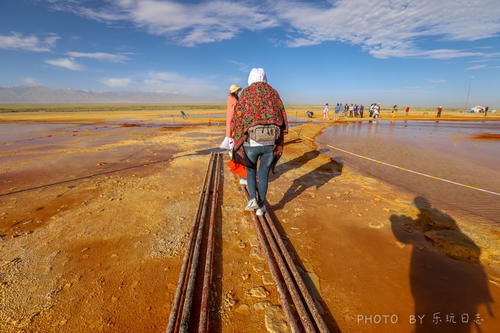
[240,183,331,333]
[166,152,222,333]
[198,153,221,332]
[263,210,330,332]
[166,152,330,332]
[240,184,301,332]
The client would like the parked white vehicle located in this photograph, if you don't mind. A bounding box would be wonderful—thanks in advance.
[472,106,485,113]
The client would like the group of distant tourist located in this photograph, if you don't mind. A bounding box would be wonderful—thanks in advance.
[390,105,410,118]
[322,103,383,120]
[319,103,467,120]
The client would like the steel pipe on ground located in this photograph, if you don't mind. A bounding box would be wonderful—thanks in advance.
[198,153,222,332]
[256,213,317,332]
[264,209,331,332]
[178,153,216,333]
[240,185,301,333]
[166,153,214,333]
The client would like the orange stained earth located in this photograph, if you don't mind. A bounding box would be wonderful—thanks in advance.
[0,111,499,333]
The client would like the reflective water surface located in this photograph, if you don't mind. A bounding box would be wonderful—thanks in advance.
[317,120,500,222]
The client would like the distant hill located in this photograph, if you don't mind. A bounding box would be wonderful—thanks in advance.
[0,85,214,104]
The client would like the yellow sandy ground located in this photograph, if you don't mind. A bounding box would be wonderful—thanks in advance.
[0,109,499,332]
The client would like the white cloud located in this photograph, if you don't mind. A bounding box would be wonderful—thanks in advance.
[102,77,132,88]
[275,0,500,59]
[419,49,486,59]
[230,60,250,73]
[0,32,60,52]
[48,0,128,22]
[24,78,40,86]
[428,79,446,83]
[47,0,500,59]
[143,71,219,95]
[148,71,179,81]
[45,58,84,70]
[131,1,277,46]
[227,76,244,85]
[66,51,130,62]
[49,0,277,46]
[466,64,487,70]
[469,58,490,63]
[75,6,128,22]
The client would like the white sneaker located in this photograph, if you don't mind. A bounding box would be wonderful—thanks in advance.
[245,198,258,211]
[256,205,266,216]
[239,178,247,185]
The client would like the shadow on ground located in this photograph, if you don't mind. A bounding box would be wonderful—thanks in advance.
[180,147,226,158]
[271,150,343,210]
[390,197,494,333]
[271,149,327,182]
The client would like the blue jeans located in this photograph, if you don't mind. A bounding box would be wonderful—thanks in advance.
[244,145,274,207]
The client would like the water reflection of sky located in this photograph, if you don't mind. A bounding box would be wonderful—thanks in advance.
[321,120,499,170]
[317,120,500,222]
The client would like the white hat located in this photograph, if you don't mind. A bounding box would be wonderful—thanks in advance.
[229,84,242,94]
[248,68,267,86]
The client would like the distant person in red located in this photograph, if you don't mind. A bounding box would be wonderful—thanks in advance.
[437,106,442,118]
[405,106,410,116]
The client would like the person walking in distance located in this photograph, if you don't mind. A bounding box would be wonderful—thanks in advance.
[405,106,410,116]
[323,103,330,120]
[373,104,380,119]
[231,68,288,216]
[360,104,364,118]
[220,84,242,150]
[485,106,489,117]
[392,104,398,118]
[437,105,443,118]
[334,103,340,121]
[220,83,247,184]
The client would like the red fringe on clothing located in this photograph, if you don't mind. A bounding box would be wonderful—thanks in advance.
[227,159,247,178]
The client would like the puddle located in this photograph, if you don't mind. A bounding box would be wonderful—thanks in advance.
[317,120,500,222]
[184,113,225,118]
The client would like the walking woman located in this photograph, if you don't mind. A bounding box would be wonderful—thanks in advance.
[392,104,398,118]
[323,103,330,120]
[220,84,247,185]
[231,68,288,216]
[220,84,242,150]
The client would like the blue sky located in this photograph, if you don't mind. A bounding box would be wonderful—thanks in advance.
[1,0,500,106]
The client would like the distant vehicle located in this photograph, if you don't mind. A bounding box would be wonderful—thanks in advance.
[470,106,485,113]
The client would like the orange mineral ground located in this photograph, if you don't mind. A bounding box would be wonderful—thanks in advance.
[0,109,499,332]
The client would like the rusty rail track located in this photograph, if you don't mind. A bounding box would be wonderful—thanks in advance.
[166,152,222,333]
[240,183,331,333]
[166,152,330,332]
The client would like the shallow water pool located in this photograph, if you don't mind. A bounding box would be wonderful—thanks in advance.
[316,120,500,222]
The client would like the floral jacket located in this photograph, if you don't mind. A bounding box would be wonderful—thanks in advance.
[231,82,288,170]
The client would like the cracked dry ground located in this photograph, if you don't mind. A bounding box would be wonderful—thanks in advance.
[1,122,500,332]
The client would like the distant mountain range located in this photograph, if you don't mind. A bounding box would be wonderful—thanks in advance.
[0,85,214,104]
